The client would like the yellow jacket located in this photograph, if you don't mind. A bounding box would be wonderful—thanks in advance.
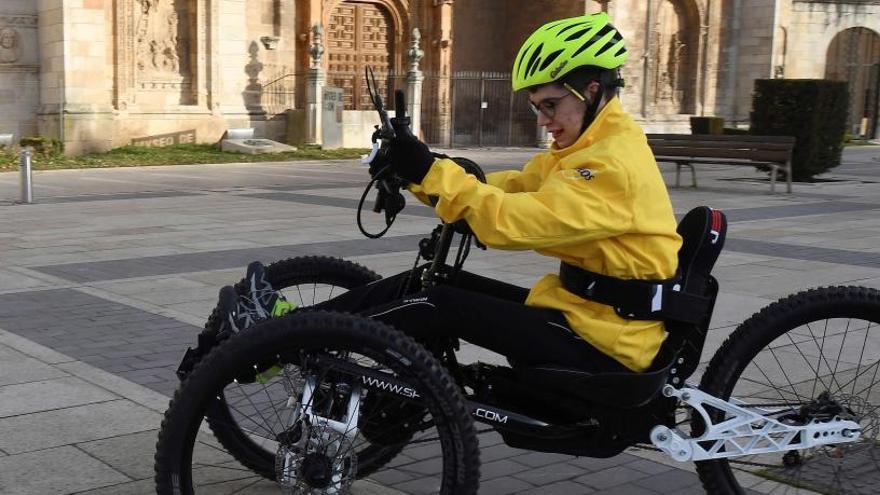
[411,98,681,371]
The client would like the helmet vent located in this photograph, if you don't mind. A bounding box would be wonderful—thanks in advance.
[594,36,623,58]
[557,22,588,36]
[524,43,544,77]
[539,49,565,72]
[572,26,614,58]
[564,27,591,42]
[613,45,627,58]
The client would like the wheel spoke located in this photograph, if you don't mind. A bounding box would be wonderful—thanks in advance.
[766,346,807,403]
[783,324,833,396]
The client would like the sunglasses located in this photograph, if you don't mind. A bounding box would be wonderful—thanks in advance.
[527,83,586,119]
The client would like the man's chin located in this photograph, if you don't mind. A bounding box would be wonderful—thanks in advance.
[555,138,574,149]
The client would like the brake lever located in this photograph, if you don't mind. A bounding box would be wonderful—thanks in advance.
[357,66,409,239]
[367,66,395,141]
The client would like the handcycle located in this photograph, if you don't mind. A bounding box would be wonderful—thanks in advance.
[155,69,880,494]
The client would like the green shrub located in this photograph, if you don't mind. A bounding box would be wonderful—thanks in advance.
[19,136,64,156]
[0,145,15,169]
[750,79,848,181]
[690,116,725,135]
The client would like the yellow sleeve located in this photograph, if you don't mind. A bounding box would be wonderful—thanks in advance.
[411,154,543,205]
[407,181,435,207]
[485,156,545,193]
[420,158,634,250]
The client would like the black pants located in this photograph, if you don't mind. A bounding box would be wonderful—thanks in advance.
[314,269,628,373]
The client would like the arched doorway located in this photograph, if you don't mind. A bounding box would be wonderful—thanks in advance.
[651,0,699,115]
[825,27,880,138]
[326,1,395,110]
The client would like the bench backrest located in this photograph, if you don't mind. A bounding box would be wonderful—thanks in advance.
[646,133,795,163]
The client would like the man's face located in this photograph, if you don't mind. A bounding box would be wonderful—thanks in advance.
[528,83,586,149]
[0,31,13,49]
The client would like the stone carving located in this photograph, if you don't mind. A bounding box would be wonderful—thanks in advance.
[113,0,136,109]
[135,0,188,77]
[309,24,325,69]
[0,27,20,64]
[261,35,280,50]
[244,41,264,109]
[408,28,423,73]
[0,16,38,27]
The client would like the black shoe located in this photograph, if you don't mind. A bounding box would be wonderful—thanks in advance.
[243,261,294,320]
[217,284,246,335]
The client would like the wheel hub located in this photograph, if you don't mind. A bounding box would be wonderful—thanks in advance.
[275,421,357,494]
[300,453,333,488]
[798,391,851,423]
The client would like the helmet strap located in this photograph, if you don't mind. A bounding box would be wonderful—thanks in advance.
[579,83,605,135]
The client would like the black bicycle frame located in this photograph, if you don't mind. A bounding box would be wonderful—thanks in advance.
[309,353,554,434]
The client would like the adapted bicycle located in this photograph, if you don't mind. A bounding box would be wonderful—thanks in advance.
[155,70,880,494]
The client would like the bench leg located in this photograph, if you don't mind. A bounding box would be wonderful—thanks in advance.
[689,164,697,188]
[785,160,792,193]
[770,165,778,193]
[675,163,681,188]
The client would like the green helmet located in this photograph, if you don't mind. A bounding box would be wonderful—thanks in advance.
[512,13,629,92]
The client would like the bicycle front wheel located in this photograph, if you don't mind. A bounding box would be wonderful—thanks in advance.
[697,286,880,495]
[201,256,392,478]
[155,311,480,495]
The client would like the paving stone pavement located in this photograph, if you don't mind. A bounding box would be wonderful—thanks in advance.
[1,146,879,494]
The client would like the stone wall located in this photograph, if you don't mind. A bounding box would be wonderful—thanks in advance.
[6,0,878,153]
[1,0,40,142]
[609,0,721,131]
[727,0,776,124]
[784,1,880,76]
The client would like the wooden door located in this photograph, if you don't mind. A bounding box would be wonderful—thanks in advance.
[327,1,394,110]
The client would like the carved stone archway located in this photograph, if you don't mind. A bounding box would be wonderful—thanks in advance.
[825,27,880,137]
[650,0,700,115]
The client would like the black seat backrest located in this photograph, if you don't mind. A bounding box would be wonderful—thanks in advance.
[515,208,729,409]
[676,206,727,297]
[657,206,727,381]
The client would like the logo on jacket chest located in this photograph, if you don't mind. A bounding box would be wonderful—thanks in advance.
[562,168,595,181]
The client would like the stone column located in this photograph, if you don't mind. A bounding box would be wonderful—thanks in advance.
[434,0,453,147]
[56,0,114,154]
[305,24,325,145]
[406,28,424,137]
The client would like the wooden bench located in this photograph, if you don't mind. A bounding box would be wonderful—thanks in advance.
[646,134,796,193]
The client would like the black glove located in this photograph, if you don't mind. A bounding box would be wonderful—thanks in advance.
[385,117,435,184]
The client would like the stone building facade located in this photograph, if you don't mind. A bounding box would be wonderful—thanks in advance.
[0,0,878,154]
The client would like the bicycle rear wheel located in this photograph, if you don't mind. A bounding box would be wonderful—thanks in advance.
[156,311,480,495]
[697,286,880,495]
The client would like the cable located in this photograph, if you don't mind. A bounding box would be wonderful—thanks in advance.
[356,171,396,239]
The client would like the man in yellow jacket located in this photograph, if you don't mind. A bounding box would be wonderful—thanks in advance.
[229,13,682,374]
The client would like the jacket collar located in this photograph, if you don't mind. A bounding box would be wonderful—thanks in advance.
[549,97,624,159]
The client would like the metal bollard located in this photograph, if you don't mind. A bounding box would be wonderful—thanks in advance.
[20,147,33,204]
